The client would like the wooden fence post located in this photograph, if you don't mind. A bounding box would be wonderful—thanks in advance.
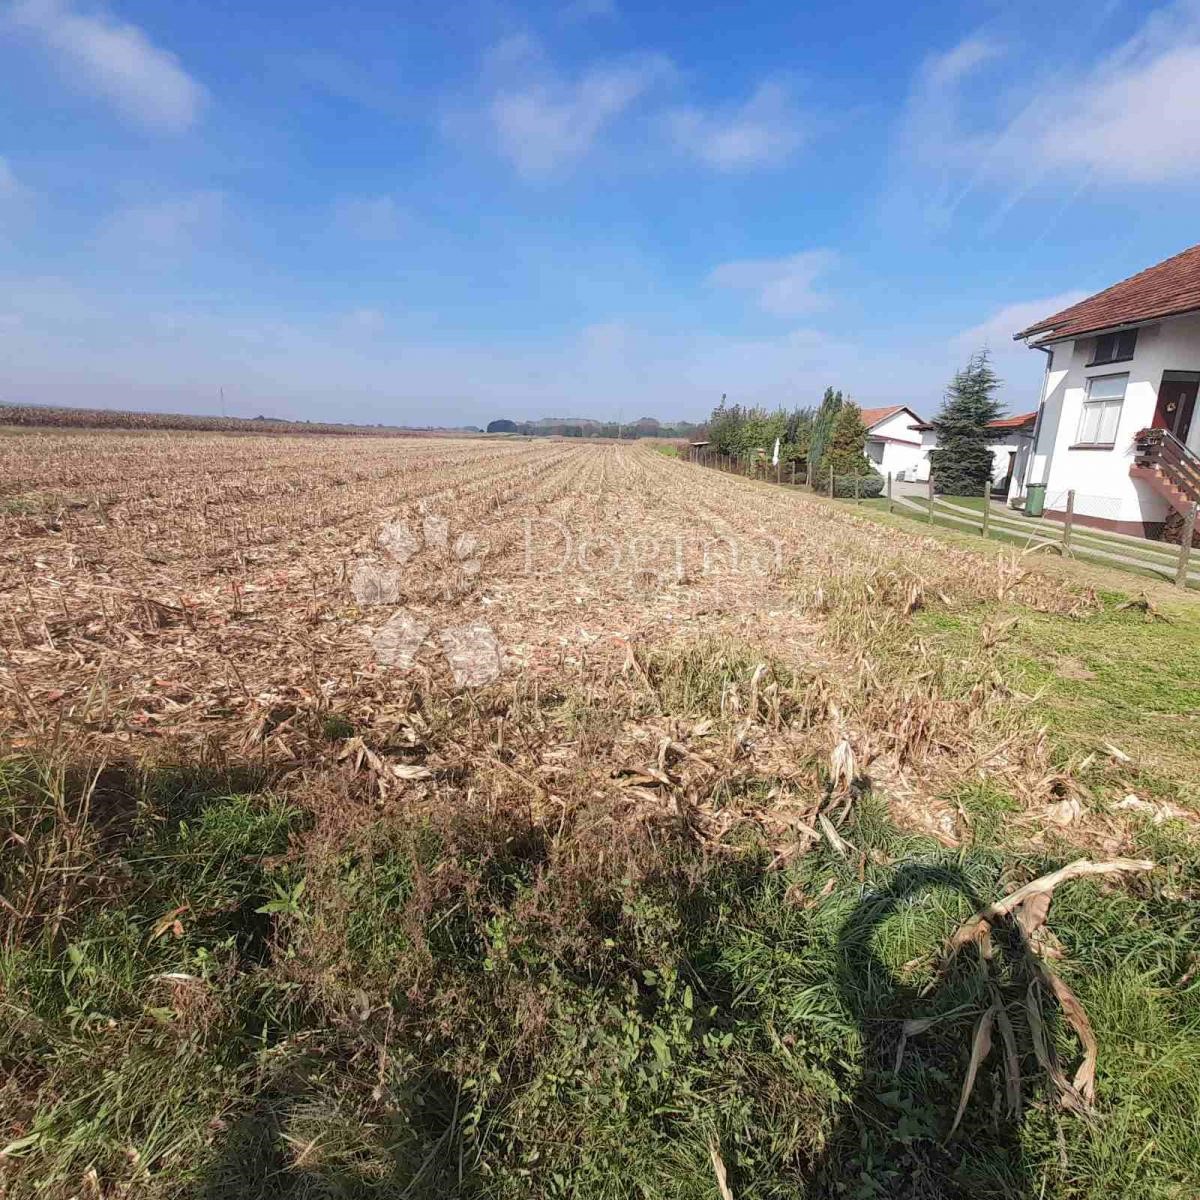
[982,475,990,539]
[776,460,781,485]
[1176,502,1197,588]
[927,476,935,524]
[791,461,796,487]
[806,458,814,488]
[828,468,834,499]
[854,475,861,503]
[1063,490,1075,553]
[886,471,893,514]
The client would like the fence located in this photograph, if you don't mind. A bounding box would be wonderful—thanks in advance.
[902,477,1199,590]
[685,447,1198,589]
[686,447,876,499]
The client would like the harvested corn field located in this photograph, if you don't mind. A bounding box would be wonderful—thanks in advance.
[2,431,1199,1199]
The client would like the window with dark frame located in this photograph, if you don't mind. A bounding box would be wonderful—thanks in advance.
[1087,328,1137,366]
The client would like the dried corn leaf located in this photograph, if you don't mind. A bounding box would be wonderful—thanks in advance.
[949,858,1153,951]
[708,1136,734,1200]
[1043,965,1099,1103]
[992,990,1022,1120]
[818,813,852,859]
[1025,979,1086,1113]
[947,1002,996,1139]
[893,1016,938,1074]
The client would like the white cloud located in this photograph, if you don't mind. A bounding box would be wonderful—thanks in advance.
[1030,45,1200,181]
[334,195,410,241]
[664,81,807,170]
[101,191,222,259]
[902,6,1200,196]
[923,36,1002,91]
[486,46,670,176]
[0,266,1056,424]
[7,0,205,132]
[954,291,1090,351]
[709,249,836,317]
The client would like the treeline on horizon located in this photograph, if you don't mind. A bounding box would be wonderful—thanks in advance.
[486,416,701,439]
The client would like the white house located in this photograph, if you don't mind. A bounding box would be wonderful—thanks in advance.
[859,405,926,480]
[910,412,1037,499]
[1014,244,1200,537]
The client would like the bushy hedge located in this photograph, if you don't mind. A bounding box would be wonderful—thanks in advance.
[819,471,884,498]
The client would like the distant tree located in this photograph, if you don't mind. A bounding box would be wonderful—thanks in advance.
[930,350,1003,495]
[783,405,814,464]
[808,387,843,480]
[821,402,872,480]
[487,419,518,433]
[707,395,744,454]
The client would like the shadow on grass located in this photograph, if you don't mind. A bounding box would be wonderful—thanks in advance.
[815,863,1040,1200]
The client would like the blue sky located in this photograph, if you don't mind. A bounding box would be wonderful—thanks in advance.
[3,0,1200,426]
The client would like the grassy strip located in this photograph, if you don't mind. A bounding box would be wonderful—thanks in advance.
[842,496,1199,588]
[915,596,1200,807]
[2,749,1198,1200]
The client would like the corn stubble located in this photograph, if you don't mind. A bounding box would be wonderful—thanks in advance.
[0,433,1189,1197]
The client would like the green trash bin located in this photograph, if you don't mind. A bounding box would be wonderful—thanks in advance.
[1025,483,1046,517]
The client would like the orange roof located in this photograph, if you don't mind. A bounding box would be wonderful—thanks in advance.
[858,404,915,429]
[988,411,1037,430]
[1015,244,1200,342]
[908,410,1036,433]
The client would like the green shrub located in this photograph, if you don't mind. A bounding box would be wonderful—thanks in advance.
[819,471,884,498]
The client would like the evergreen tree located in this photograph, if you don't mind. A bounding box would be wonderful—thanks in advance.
[929,350,1004,495]
[808,387,843,480]
[706,394,744,455]
[821,402,872,480]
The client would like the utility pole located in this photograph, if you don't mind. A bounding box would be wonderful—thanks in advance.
[220,387,227,418]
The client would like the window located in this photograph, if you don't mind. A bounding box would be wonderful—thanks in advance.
[1088,328,1137,366]
[1075,373,1126,446]
[866,440,884,464]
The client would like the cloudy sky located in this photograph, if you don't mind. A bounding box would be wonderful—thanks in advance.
[2,0,1198,426]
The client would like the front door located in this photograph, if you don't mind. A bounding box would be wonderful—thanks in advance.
[1153,378,1198,441]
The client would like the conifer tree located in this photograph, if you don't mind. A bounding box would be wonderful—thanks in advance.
[808,387,843,480]
[821,402,871,480]
[930,350,1004,495]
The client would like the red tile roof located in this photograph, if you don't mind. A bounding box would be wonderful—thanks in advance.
[908,410,1036,433]
[988,410,1038,430]
[1015,244,1200,342]
[858,404,917,429]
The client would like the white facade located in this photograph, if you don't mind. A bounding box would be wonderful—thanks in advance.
[912,424,1034,500]
[1028,312,1200,530]
[864,407,925,480]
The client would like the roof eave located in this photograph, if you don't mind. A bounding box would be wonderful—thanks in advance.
[1015,302,1200,346]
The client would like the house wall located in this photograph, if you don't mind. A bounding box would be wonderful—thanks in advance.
[913,429,937,482]
[1030,312,1200,533]
[865,409,925,479]
[911,427,1032,493]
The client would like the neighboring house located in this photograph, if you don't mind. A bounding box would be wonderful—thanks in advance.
[910,412,1038,499]
[1014,244,1200,536]
[859,405,925,480]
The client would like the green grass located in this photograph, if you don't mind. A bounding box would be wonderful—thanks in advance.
[834,496,1199,589]
[4,554,1200,1196]
[3,759,1197,1199]
[911,594,1200,806]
